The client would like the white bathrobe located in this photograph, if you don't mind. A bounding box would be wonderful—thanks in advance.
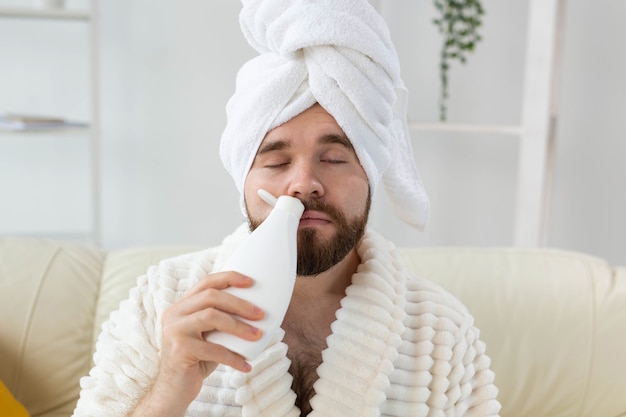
[73,226,501,416]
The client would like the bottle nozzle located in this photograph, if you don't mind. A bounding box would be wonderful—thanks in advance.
[258,189,278,207]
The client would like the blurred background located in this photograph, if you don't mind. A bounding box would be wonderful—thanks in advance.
[0,0,624,266]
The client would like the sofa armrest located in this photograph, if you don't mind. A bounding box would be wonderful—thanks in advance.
[0,237,105,417]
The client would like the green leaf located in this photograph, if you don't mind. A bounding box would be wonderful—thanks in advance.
[432,0,484,121]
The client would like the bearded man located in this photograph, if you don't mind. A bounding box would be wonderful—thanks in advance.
[73,1,500,416]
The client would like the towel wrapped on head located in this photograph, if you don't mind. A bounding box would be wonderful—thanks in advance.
[220,0,430,229]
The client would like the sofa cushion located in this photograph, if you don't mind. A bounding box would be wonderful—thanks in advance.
[400,247,626,417]
[93,245,200,354]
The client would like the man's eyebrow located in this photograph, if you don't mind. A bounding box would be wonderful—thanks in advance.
[256,134,354,155]
[256,140,290,155]
[320,134,355,151]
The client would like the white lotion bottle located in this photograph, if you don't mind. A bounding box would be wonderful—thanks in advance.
[205,189,304,360]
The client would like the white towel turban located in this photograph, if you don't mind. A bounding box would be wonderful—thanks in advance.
[220,0,430,229]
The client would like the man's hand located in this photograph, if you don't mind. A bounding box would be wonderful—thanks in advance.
[130,272,264,417]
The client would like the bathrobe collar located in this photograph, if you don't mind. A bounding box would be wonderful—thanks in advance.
[211,224,408,417]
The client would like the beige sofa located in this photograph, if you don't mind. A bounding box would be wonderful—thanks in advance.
[1,236,625,417]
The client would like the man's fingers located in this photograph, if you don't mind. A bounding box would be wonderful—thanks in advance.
[171,271,264,319]
[168,285,264,323]
[185,338,252,374]
[190,306,263,341]
[161,291,264,345]
[158,271,263,376]
[181,271,254,298]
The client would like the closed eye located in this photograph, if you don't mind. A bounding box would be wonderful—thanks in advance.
[265,162,289,169]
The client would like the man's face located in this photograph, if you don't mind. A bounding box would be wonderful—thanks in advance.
[244,104,371,276]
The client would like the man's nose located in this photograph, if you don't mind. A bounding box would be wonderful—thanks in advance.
[286,162,324,199]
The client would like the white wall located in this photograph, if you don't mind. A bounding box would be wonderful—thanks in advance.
[370,0,527,249]
[1,0,624,266]
[0,0,92,238]
[98,1,251,248]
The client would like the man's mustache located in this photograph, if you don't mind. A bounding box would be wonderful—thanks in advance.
[299,198,343,223]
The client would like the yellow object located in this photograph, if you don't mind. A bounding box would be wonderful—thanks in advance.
[0,381,29,417]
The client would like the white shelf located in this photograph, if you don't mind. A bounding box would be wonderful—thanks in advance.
[0,7,90,21]
[408,121,522,136]
[1,230,94,242]
[0,0,101,245]
[0,126,91,136]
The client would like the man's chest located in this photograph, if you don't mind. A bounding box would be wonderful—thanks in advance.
[283,328,324,415]
[281,307,337,415]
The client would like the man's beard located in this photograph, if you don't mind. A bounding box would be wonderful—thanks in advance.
[247,192,371,276]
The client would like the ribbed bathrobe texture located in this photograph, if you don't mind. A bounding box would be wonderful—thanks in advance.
[73,226,501,416]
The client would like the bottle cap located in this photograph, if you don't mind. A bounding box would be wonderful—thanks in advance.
[275,195,305,217]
